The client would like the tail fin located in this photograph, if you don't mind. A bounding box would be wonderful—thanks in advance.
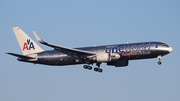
[13,27,44,55]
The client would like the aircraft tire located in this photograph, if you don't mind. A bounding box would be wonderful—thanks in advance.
[94,68,98,72]
[83,65,88,69]
[87,66,92,70]
[98,69,103,73]
[158,61,162,65]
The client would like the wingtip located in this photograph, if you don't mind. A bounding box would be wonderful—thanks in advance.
[6,52,9,54]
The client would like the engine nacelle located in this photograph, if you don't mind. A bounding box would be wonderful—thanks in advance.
[90,53,120,62]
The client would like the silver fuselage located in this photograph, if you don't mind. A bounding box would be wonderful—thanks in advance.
[17,41,172,66]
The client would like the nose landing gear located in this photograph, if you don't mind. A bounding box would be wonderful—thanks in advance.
[157,55,162,65]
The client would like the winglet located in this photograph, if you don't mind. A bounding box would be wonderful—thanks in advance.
[33,31,47,44]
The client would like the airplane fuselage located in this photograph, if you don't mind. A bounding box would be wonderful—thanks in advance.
[18,41,172,66]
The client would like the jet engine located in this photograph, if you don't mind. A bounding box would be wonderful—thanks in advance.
[89,53,120,62]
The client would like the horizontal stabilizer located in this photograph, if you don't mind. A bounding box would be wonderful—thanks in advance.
[6,52,35,59]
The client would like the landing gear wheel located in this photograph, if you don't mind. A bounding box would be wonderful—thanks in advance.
[98,68,103,73]
[94,68,98,72]
[84,65,92,70]
[87,66,92,70]
[94,68,103,73]
[158,61,162,65]
[83,65,88,69]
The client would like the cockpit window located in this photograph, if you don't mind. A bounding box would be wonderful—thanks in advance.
[162,44,169,47]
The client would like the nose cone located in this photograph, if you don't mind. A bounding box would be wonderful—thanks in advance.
[169,47,173,53]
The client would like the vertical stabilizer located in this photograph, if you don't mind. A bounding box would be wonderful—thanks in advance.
[13,27,44,55]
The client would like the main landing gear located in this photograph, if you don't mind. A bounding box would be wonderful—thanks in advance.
[94,63,103,73]
[83,63,103,73]
[157,55,162,65]
[83,65,92,70]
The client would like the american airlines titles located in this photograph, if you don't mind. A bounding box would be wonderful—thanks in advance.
[105,43,151,56]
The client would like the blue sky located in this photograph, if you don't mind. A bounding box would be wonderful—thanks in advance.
[1,0,180,101]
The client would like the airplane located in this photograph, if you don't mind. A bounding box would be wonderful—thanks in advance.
[6,27,173,73]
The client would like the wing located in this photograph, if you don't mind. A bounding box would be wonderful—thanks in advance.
[33,31,96,58]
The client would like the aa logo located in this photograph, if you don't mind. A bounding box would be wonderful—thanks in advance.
[23,39,35,50]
